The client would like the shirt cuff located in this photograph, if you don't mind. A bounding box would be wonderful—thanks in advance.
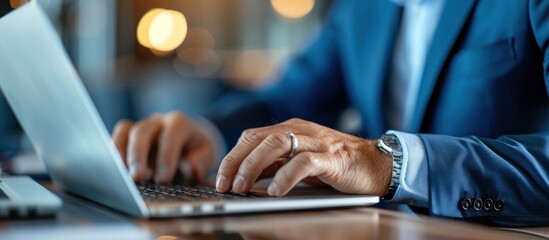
[385,130,429,207]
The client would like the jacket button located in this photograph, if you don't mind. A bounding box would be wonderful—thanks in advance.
[494,200,504,211]
[484,198,494,211]
[473,198,483,210]
[461,198,472,210]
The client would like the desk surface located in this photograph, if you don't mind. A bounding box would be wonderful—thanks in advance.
[0,184,546,240]
[137,208,547,240]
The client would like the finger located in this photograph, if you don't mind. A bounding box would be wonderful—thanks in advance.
[216,128,266,192]
[154,112,193,184]
[234,133,328,193]
[182,144,213,183]
[126,115,163,181]
[268,152,329,196]
[112,120,133,165]
[231,132,292,193]
[178,160,194,182]
[257,161,285,179]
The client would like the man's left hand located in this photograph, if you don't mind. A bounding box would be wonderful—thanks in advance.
[215,118,393,197]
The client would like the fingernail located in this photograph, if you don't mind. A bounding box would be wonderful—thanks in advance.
[144,168,153,181]
[216,175,228,192]
[128,154,137,166]
[179,160,194,182]
[155,164,169,183]
[233,176,246,193]
[129,164,139,178]
[268,182,279,196]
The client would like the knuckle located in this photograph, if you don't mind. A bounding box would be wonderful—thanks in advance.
[264,133,287,149]
[115,119,133,129]
[327,143,339,153]
[166,111,187,123]
[165,115,189,134]
[287,118,299,123]
[150,112,163,120]
[319,142,331,152]
[131,121,149,136]
[240,129,261,145]
[113,120,133,138]
[221,154,239,169]
[298,152,320,168]
[167,110,183,118]
[287,118,305,125]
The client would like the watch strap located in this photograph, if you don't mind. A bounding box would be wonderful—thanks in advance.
[377,134,403,200]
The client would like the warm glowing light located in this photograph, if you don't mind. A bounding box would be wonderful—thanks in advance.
[137,9,163,48]
[155,236,177,240]
[178,28,215,49]
[221,50,275,88]
[137,8,187,52]
[149,11,187,52]
[176,28,216,65]
[149,48,172,57]
[173,50,221,77]
[271,0,315,19]
[178,48,214,65]
[9,0,28,8]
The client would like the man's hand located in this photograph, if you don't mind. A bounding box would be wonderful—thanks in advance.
[215,118,392,197]
[112,111,215,184]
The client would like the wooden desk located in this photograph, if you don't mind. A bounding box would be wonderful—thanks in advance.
[137,208,543,240]
[0,184,546,240]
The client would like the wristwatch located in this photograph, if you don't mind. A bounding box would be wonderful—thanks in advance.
[376,134,403,200]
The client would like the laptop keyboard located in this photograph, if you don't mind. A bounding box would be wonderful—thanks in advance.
[137,181,256,202]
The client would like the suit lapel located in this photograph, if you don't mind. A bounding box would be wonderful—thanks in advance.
[408,0,477,132]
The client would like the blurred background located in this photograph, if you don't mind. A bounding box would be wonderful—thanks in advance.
[0,0,332,175]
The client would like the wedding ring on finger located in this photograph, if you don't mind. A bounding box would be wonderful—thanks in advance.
[283,131,298,163]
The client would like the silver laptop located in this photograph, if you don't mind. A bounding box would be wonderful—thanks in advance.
[0,176,62,217]
[0,2,378,218]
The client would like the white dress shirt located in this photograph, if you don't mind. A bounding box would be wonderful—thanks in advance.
[386,0,445,207]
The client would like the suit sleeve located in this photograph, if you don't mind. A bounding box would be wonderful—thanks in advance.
[420,134,549,227]
[418,0,549,227]
[207,2,349,147]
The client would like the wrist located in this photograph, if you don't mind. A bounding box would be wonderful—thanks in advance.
[376,134,403,200]
[374,141,393,197]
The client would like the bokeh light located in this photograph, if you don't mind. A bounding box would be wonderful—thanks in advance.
[149,48,172,57]
[155,236,177,240]
[176,28,215,65]
[9,0,29,8]
[271,0,315,19]
[137,8,187,53]
[221,50,274,88]
[173,27,220,77]
[137,9,162,49]
[178,28,215,50]
[173,49,221,77]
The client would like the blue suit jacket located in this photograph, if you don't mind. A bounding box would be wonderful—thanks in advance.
[209,0,549,226]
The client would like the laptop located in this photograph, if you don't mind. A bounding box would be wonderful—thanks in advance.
[0,1,378,218]
[0,176,62,217]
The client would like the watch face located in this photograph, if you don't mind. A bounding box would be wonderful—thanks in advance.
[382,134,402,153]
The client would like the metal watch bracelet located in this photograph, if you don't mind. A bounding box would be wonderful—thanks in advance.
[377,134,403,200]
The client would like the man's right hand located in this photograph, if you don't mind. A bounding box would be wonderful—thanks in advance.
[112,111,215,184]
